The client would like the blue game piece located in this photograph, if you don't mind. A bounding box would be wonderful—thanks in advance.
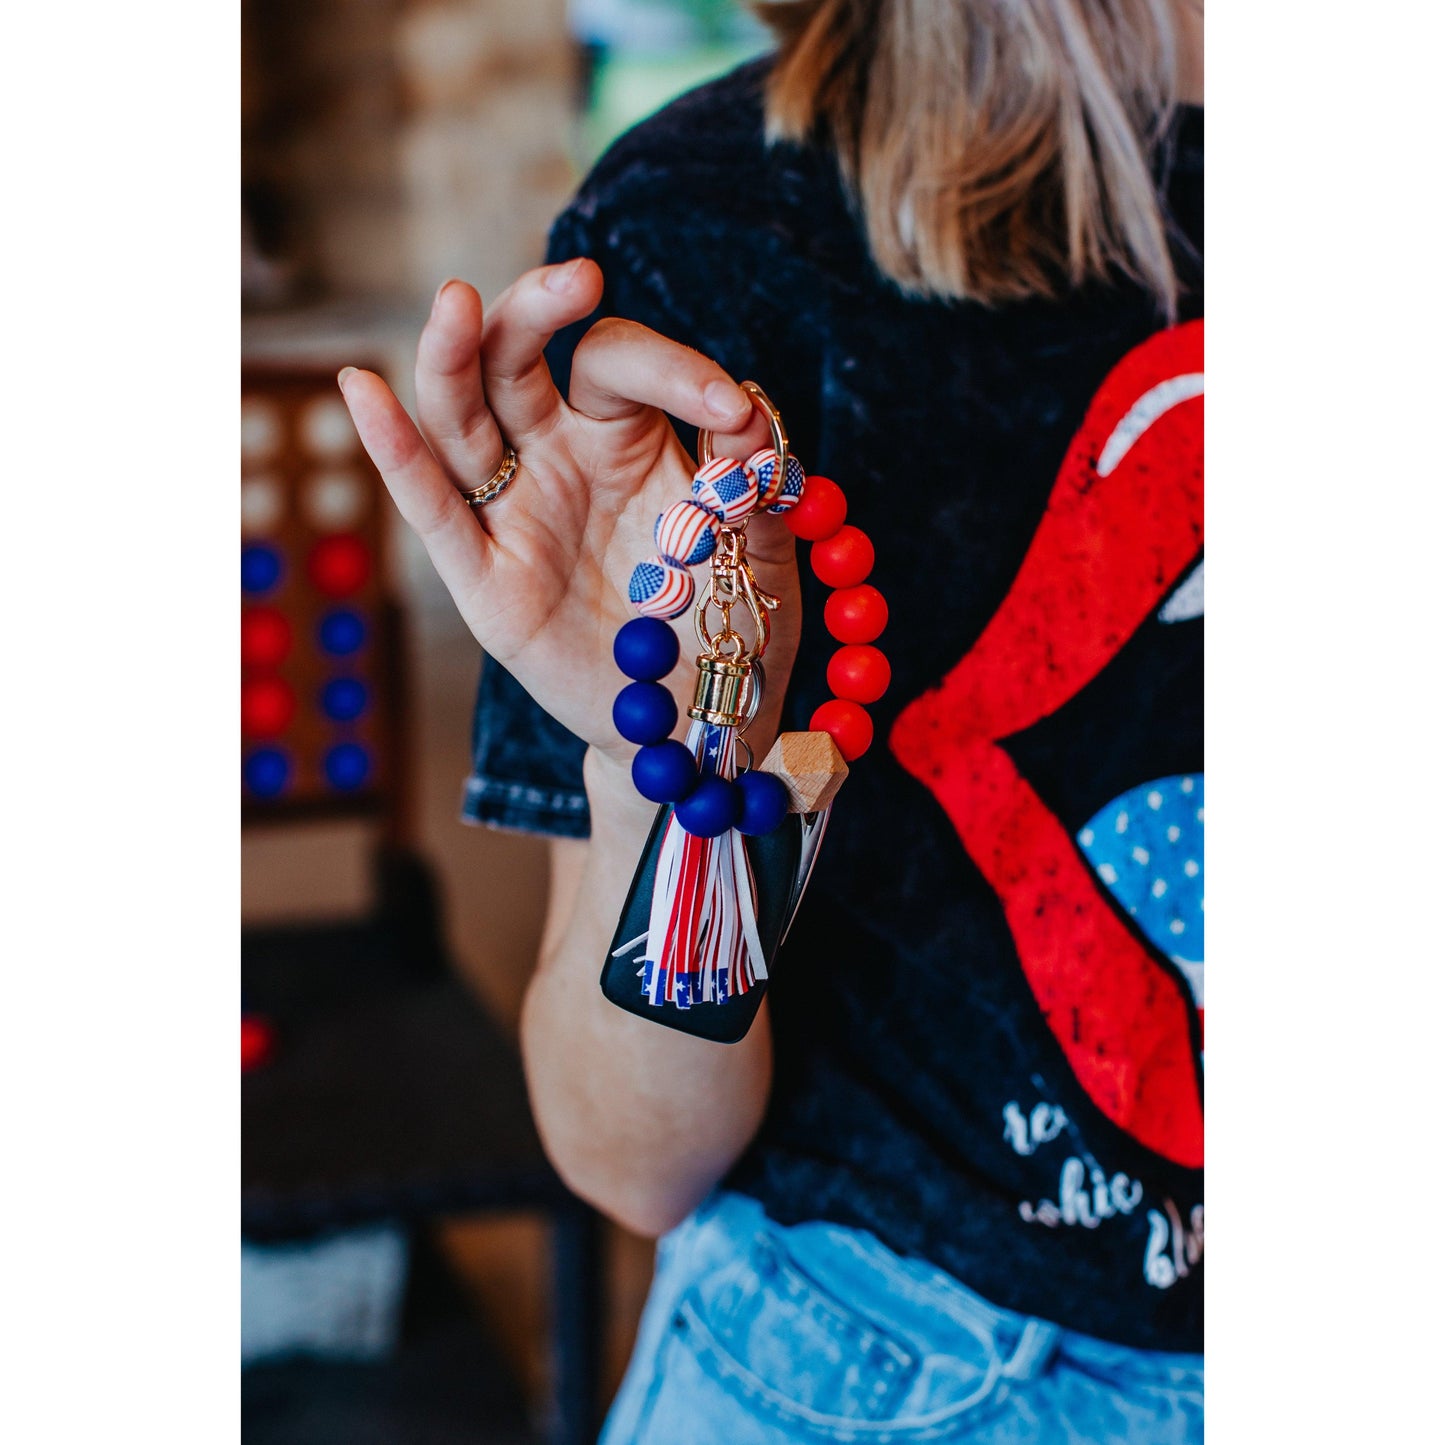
[675,776,742,838]
[244,747,291,798]
[242,543,283,596]
[736,770,790,835]
[324,742,371,791]
[613,681,677,746]
[631,741,698,804]
[613,617,679,682]
[318,609,367,657]
[321,677,368,722]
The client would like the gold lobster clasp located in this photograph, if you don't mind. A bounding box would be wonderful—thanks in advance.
[689,381,787,727]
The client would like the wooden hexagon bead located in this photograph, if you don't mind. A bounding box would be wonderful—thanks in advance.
[758,731,850,814]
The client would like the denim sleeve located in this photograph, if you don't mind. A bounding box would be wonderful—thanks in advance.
[461,654,590,837]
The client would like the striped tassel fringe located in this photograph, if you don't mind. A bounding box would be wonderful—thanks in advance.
[638,720,768,1009]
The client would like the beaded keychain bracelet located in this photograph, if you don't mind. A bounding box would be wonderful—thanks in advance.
[600,383,890,1042]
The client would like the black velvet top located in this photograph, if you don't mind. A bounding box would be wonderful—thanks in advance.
[465,59,1205,1353]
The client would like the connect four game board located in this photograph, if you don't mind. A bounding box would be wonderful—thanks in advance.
[241,367,397,821]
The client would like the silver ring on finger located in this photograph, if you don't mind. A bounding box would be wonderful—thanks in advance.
[460,443,519,509]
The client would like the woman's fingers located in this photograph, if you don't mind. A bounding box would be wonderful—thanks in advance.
[479,258,606,443]
[474,260,771,468]
[568,317,759,436]
[699,405,775,468]
[568,318,775,483]
[337,367,494,609]
[415,280,507,492]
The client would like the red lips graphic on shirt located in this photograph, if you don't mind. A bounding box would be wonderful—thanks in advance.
[890,322,1204,1168]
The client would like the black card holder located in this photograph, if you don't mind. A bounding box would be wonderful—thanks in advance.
[600,807,805,1043]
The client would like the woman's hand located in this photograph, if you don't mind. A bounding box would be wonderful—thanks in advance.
[339,260,802,774]
[341,262,789,1231]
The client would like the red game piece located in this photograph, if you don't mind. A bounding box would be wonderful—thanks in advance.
[308,534,372,598]
[241,606,293,669]
[241,1014,277,1072]
[242,676,297,738]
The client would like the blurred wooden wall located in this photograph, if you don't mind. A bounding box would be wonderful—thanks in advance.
[241,0,654,1419]
[243,0,578,307]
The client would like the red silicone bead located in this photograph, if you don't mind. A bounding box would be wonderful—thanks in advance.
[810,698,873,760]
[241,606,293,669]
[827,644,891,704]
[810,525,874,589]
[824,584,888,644]
[785,474,847,542]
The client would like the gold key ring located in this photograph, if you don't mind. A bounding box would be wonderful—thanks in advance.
[693,381,787,668]
[696,380,789,497]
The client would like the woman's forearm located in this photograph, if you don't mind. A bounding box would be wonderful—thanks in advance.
[519,747,773,1237]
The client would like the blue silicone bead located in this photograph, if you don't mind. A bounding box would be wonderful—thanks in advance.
[675,776,743,838]
[613,681,677,746]
[632,741,698,803]
[736,770,790,835]
[613,617,680,682]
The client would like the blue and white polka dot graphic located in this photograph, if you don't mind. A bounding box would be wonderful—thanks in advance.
[1077,774,1203,1004]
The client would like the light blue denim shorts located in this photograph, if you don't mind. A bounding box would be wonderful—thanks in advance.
[601,1191,1202,1444]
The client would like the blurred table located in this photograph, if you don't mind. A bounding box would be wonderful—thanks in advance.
[242,851,602,1445]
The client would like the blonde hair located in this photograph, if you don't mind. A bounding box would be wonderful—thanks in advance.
[755,0,1187,315]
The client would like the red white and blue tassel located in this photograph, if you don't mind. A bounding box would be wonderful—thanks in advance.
[640,720,768,1008]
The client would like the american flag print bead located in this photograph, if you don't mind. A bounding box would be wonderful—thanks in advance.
[628,555,696,619]
[747,448,807,513]
[654,499,720,567]
[691,455,759,525]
